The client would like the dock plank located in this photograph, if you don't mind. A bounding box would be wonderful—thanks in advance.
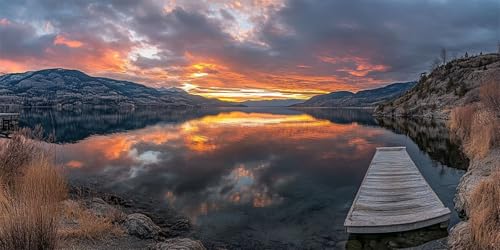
[344,147,451,234]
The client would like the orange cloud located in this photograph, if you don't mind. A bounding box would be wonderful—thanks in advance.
[54,35,83,48]
[0,59,27,72]
[175,55,369,101]
[319,55,389,77]
[66,160,84,168]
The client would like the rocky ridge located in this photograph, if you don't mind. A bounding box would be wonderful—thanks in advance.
[375,54,500,118]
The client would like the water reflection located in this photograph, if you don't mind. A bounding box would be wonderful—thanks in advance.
[376,117,469,169]
[18,107,218,143]
[17,108,465,249]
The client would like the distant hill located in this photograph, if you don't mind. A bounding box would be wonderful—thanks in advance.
[0,68,236,108]
[241,99,304,107]
[375,54,500,118]
[293,81,416,107]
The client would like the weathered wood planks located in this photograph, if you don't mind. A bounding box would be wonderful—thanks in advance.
[344,147,450,234]
[0,113,19,137]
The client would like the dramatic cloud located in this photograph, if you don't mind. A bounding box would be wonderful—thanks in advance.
[0,0,498,101]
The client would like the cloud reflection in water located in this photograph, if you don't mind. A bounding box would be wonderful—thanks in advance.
[52,109,464,248]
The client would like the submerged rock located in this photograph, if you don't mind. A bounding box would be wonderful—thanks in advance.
[125,213,162,239]
[153,238,206,250]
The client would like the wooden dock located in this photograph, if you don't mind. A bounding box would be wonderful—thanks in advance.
[344,147,450,234]
[0,113,19,137]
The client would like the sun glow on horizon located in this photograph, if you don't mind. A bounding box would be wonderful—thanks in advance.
[179,82,330,102]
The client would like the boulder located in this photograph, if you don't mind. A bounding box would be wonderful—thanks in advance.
[454,150,499,216]
[124,213,161,239]
[89,197,125,222]
[153,238,206,250]
[448,221,472,250]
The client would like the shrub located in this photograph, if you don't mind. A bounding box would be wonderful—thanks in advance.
[456,84,467,97]
[446,79,456,92]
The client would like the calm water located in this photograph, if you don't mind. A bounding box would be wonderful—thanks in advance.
[19,108,467,249]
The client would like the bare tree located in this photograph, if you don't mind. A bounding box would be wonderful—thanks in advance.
[440,48,447,65]
[431,58,441,71]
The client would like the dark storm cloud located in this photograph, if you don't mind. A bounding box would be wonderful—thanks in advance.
[0,20,54,59]
[257,0,499,78]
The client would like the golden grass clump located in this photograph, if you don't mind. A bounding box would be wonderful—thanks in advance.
[0,127,46,185]
[479,80,500,114]
[449,81,500,159]
[0,129,125,248]
[449,105,477,140]
[59,200,124,241]
[468,169,500,249]
[0,149,67,249]
[465,109,499,158]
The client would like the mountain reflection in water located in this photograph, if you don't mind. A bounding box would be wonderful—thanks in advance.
[19,108,465,249]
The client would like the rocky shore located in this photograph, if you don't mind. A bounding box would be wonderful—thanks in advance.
[374,54,499,248]
[63,186,207,250]
[448,149,499,249]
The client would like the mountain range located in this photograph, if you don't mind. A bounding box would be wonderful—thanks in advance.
[0,68,420,109]
[293,81,416,107]
[0,69,235,108]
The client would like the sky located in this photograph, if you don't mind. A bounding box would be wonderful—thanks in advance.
[0,0,498,101]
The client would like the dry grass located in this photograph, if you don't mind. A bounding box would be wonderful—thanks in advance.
[59,200,124,241]
[449,82,500,159]
[0,127,46,186]
[465,109,499,158]
[480,80,500,114]
[0,129,125,248]
[0,152,67,249]
[449,104,477,140]
[468,169,500,249]
[449,80,500,249]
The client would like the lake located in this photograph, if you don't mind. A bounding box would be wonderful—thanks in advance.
[18,107,467,249]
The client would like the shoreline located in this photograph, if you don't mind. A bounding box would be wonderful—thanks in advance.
[448,149,499,249]
[376,112,498,249]
[66,184,206,249]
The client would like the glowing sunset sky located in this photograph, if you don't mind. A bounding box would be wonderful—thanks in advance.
[0,0,498,101]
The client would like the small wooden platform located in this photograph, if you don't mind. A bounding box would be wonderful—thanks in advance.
[0,113,19,137]
[344,147,450,234]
